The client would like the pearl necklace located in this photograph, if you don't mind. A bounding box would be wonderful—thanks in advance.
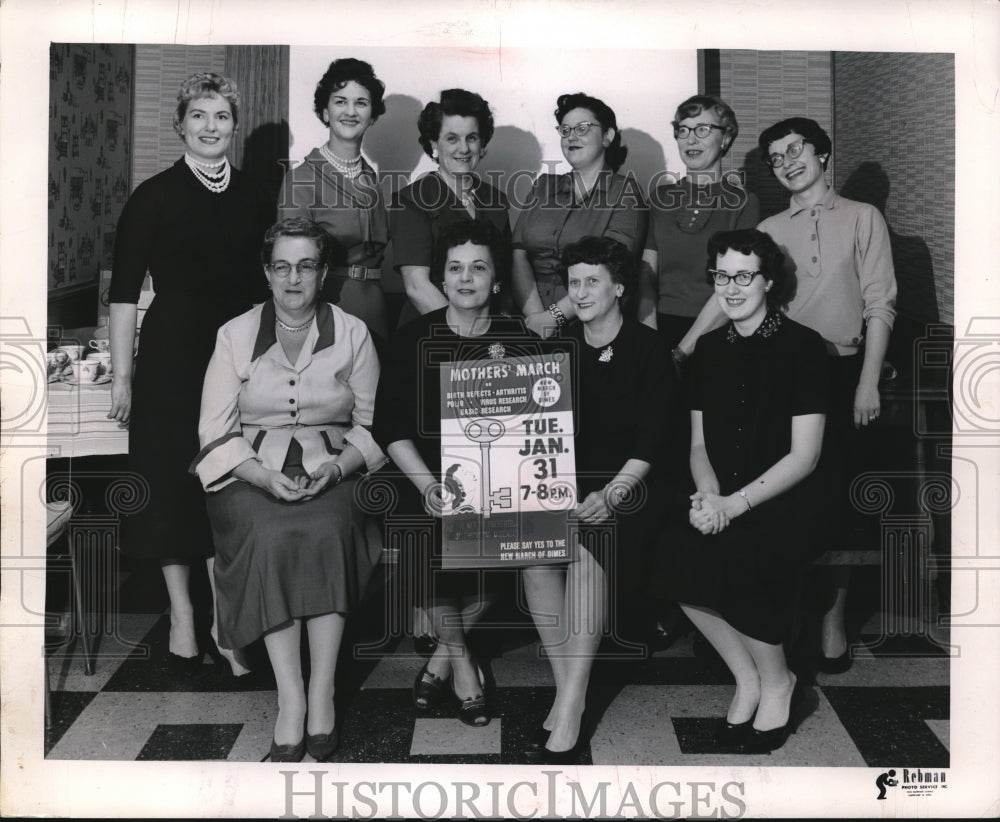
[276,314,314,334]
[184,153,231,193]
[320,143,362,179]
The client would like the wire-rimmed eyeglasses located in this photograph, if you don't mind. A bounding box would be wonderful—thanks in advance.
[708,269,762,287]
[266,260,323,278]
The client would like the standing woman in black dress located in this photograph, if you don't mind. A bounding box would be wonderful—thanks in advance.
[107,72,274,673]
[668,228,828,753]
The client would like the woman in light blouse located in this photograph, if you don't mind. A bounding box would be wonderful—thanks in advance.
[193,217,385,762]
[512,92,647,338]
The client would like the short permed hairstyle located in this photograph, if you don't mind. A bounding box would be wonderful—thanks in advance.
[417,89,496,158]
[758,117,832,172]
[173,72,240,134]
[554,92,627,172]
[672,94,739,156]
[260,217,335,268]
[313,58,387,124]
[431,218,510,289]
[705,228,792,309]
[560,235,637,316]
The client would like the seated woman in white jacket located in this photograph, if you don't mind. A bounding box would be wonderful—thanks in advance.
[192,217,385,763]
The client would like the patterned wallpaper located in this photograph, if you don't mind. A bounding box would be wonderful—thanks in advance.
[48,44,134,293]
[716,50,834,220]
[832,52,954,324]
[131,45,227,190]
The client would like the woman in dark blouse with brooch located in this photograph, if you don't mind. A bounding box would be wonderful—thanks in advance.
[512,92,648,339]
[666,228,828,754]
[522,236,672,764]
[391,89,512,324]
[374,218,523,728]
[278,58,390,341]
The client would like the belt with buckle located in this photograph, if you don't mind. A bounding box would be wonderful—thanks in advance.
[331,265,382,281]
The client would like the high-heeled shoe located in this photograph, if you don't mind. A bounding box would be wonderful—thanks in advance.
[524,724,551,754]
[306,728,339,762]
[714,712,756,747]
[454,664,489,727]
[540,735,586,765]
[738,678,810,754]
[166,650,203,673]
[269,737,306,763]
[207,625,252,678]
[414,634,438,658]
[413,662,452,710]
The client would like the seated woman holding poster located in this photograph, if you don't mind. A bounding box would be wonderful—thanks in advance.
[522,236,672,764]
[192,218,385,762]
[665,228,828,753]
[373,218,523,727]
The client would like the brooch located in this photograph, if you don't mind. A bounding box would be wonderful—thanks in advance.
[598,346,614,363]
[488,343,506,360]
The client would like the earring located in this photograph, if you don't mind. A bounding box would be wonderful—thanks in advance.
[432,148,439,161]
[442,284,447,293]
[765,283,772,292]
[616,288,624,298]
[491,283,500,294]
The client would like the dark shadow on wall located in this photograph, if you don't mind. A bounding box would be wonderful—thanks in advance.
[479,125,542,216]
[740,146,789,221]
[620,128,667,199]
[365,93,426,197]
[840,160,939,381]
[240,120,291,204]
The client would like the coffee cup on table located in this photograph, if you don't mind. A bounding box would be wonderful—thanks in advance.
[87,351,112,376]
[71,359,100,383]
[56,344,85,362]
[89,338,111,354]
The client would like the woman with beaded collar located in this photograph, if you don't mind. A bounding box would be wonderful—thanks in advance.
[108,71,274,677]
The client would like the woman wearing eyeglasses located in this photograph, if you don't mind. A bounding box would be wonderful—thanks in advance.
[512,92,647,339]
[193,217,385,762]
[665,228,828,754]
[278,58,390,341]
[639,95,759,355]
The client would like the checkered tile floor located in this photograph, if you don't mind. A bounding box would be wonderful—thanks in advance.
[44,565,950,766]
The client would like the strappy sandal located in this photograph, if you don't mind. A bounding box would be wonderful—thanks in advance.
[413,662,452,710]
[456,692,490,727]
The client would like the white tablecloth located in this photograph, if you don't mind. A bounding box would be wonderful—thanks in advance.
[47,381,129,458]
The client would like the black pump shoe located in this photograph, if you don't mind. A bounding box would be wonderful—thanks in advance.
[269,737,306,763]
[739,679,812,755]
[524,725,551,754]
[714,713,756,748]
[413,662,452,710]
[540,736,586,765]
[306,728,339,762]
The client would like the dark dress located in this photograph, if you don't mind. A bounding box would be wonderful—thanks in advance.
[391,173,512,323]
[665,312,831,644]
[372,309,530,596]
[558,318,675,640]
[108,158,274,560]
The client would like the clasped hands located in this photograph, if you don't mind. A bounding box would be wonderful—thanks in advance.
[688,490,743,535]
[261,459,341,502]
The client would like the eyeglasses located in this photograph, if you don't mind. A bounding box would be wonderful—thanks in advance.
[673,123,727,140]
[767,140,807,168]
[709,269,762,287]
[266,260,322,278]
[556,121,599,138]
